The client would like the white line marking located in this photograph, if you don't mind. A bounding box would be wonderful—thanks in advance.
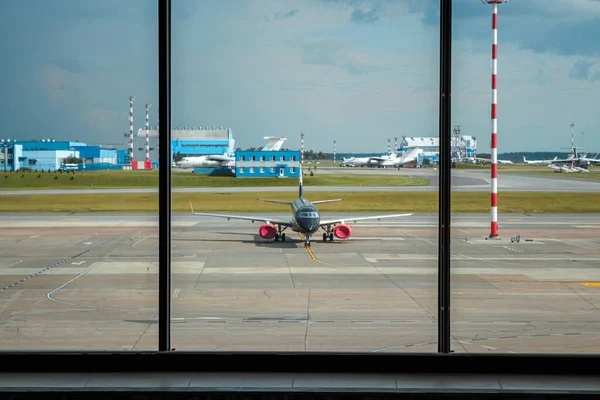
[131,233,156,248]
[46,261,108,307]
[481,345,497,350]
[66,233,98,246]
[2,260,23,269]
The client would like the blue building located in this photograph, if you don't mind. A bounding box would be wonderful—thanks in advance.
[0,142,22,171]
[19,149,80,171]
[16,140,86,151]
[235,150,301,178]
[73,145,117,164]
[0,140,126,171]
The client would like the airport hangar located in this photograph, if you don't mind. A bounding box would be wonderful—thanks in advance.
[398,135,477,166]
[0,139,122,172]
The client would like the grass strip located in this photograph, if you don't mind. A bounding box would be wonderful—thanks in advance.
[1,192,600,213]
[0,171,428,189]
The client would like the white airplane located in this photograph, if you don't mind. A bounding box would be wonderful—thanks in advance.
[175,137,288,169]
[175,152,235,169]
[189,167,415,247]
[341,153,397,167]
[549,148,599,169]
[523,156,558,165]
[462,157,513,165]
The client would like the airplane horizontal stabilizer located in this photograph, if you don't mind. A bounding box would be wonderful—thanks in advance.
[311,199,343,204]
[258,199,293,205]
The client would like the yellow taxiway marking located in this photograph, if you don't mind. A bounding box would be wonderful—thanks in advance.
[483,178,490,184]
[582,283,600,287]
[507,218,522,222]
[297,233,354,268]
[298,233,317,260]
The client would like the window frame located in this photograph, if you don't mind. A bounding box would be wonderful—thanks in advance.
[1,0,597,375]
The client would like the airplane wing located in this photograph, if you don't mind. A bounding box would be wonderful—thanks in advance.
[312,199,342,204]
[189,201,292,226]
[258,199,293,205]
[319,208,415,226]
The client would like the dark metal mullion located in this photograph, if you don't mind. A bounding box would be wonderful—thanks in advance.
[158,0,172,352]
[437,0,452,354]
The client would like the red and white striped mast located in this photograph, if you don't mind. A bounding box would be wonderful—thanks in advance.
[145,104,151,163]
[129,96,135,165]
[483,0,507,238]
[300,132,304,166]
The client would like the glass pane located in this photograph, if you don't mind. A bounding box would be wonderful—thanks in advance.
[0,0,158,350]
[171,1,440,352]
[451,1,600,353]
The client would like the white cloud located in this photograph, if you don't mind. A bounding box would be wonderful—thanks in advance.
[452,38,600,152]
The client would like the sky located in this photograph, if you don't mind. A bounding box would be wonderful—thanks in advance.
[1,0,599,153]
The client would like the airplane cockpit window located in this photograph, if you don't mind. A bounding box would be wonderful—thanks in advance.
[299,212,318,218]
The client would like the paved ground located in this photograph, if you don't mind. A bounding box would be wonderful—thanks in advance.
[1,212,600,353]
[2,168,600,194]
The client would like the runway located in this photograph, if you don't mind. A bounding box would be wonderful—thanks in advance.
[2,168,600,195]
[1,212,600,353]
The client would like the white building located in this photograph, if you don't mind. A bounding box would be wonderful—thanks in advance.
[398,136,477,165]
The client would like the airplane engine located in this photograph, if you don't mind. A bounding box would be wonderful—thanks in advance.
[259,223,277,239]
[333,224,352,239]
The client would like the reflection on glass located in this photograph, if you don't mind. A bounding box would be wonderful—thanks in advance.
[171,1,440,352]
[0,1,158,350]
[451,1,600,353]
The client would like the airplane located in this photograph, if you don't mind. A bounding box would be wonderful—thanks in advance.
[523,156,558,165]
[175,152,234,169]
[188,168,415,247]
[462,156,513,165]
[341,153,397,168]
[175,137,288,169]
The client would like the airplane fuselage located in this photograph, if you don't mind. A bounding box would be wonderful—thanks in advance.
[178,158,222,169]
[290,198,320,235]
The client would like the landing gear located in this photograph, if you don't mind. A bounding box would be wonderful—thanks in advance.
[322,226,335,242]
[322,232,334,242]
[304,238,311,247]
[274,226,287,242]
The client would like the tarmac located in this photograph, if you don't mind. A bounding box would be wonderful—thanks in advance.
[1,212,600,353]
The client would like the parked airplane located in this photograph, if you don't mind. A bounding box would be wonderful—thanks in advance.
[175,152,234,169]
[189,168,415,247]
[462,157,513,165]
[175,137,288,169]
[548,147,600,169]
[523,156,558,165]
[341,153,397,167]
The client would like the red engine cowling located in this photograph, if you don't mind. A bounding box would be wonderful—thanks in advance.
[333,224,352,239]
[259,223,277,239]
